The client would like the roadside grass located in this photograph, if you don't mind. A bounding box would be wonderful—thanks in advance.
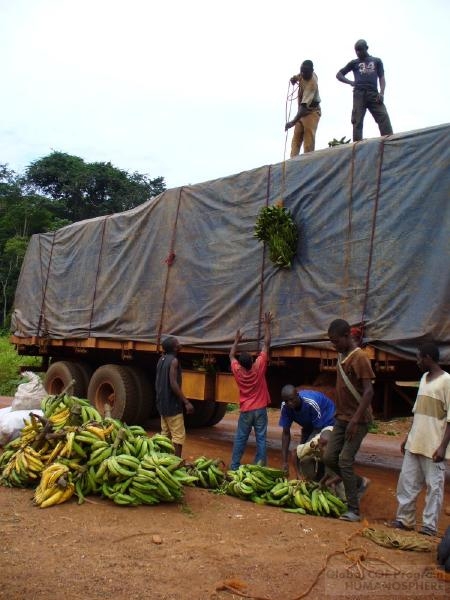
[0,335,42,396]
[368,421,379,434]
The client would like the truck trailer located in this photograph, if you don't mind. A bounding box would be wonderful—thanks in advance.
[11,124,450,426]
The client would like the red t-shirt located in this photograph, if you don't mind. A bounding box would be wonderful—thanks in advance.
[231,351,270,412]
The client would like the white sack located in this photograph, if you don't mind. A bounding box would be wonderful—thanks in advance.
[11,371,47,411]
[0,407,44,446]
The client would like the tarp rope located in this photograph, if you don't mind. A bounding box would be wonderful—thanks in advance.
[37,231,56,339]
[88,216,109,336]
[342,143,358,320]
[256,166,271,350]
[156,186,183,350]
[359,138,386,340]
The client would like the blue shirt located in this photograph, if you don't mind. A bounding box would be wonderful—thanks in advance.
[279,390,335,430]
[340,56,384,92]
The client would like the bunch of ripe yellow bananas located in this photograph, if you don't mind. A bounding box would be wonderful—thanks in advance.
[0,446,45,487]
[33,463,75,508]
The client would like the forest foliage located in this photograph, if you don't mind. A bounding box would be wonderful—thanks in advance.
[0,153,166,328]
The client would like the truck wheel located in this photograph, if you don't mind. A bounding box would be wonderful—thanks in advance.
[44,361,87,398]
[128,367,156,425]
[205,402,228,426]
[88,365,139,423]
[71,362,93,398]
[184,400,216,429]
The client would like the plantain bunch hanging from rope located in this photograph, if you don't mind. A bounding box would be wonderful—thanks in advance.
[254,205,298,269]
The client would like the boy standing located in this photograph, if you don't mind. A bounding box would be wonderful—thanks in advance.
[323,319,374,522]
[389,342,450,536]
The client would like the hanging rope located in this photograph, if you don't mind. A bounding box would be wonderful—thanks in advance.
[281,81,298,201]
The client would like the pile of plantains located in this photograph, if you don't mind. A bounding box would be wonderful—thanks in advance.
[0,394,347,517]
[0,393,197,507]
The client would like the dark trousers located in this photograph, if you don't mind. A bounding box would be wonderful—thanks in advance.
[352,88,393,141]
[323,418,368,513]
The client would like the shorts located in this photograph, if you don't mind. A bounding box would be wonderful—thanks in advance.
[160,413,186,445]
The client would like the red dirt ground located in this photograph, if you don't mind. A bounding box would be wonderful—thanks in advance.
[1,401,449,600]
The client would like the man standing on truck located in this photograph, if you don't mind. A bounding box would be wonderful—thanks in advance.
[388,342,450,536]
[279,385,335,476]
[323,318,374,522]
[336,39,393,142]
[155,336,194,458]
[285,59,321,156]
[229,312,273,470]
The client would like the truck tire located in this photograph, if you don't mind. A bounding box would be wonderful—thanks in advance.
[205,402,228,426]
[72,362,93,398]
[44,361,87,398]
[87,365,139,423]
[127,367,156,425]
[184,400,216,429]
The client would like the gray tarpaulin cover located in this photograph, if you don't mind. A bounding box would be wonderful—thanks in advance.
[12,125,450,361]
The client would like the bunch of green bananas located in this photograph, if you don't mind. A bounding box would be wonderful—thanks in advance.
[254,205,298,269]
[111,451,198,506]
[42,393,101,427]
[224,464,286,500]
[222,465,347,518]
[262,479,347,517]
[186,456,226,489]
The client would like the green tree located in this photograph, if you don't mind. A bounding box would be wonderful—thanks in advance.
[25,151,166,222]
[0,154,166,327]
[1,236,28,326]
[0,164,65,327]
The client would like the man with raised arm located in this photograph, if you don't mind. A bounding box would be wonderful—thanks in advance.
[229,312,273,470]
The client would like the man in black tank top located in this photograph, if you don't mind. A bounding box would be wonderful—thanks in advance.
[155,336,194,457]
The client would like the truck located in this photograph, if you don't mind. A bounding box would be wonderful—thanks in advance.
[10,124,450,426]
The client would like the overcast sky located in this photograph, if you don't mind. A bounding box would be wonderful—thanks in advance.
[1,0,449,189]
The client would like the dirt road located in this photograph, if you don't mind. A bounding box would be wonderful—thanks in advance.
[1,405,449,600]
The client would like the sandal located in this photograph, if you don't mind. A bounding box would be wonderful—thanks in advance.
[385,519,413,531]
[340,510,361,522]
[419,526,437,537]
